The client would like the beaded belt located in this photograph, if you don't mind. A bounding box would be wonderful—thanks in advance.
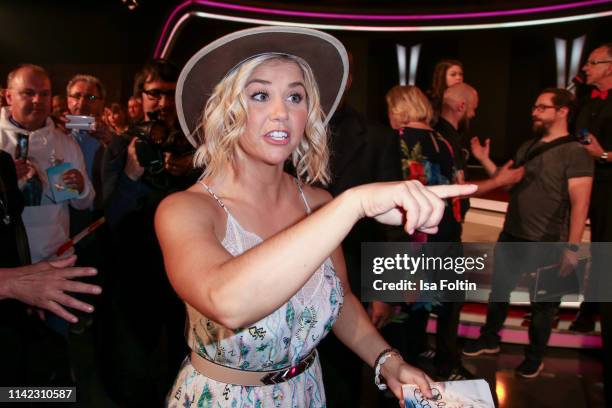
[189,349,317,386]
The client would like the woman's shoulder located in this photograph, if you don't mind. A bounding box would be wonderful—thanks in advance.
[157,184,224,224]
[299,183,333,211]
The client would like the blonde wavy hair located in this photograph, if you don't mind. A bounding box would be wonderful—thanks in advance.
[386,85,433,127]
[193,54,330,185]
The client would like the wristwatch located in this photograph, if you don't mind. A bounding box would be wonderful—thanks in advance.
[600,152,609,163]
[567,243,580,252]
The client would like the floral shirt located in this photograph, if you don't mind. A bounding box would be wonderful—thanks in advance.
[398,127,462,228]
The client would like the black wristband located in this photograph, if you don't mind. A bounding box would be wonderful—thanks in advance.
[566,243,580,252]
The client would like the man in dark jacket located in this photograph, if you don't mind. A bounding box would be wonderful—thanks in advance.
[318,52,402,408]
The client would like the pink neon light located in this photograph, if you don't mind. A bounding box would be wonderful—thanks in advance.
[427,320,603,349]
[193,0,612,21]
[154,0,612,57]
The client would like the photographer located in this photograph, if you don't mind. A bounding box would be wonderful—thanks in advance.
[101,60,196,407]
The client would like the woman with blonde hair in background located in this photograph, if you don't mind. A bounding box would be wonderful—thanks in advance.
[385,84,476,382]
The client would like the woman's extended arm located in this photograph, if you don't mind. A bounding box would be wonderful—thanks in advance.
[328,244,434,400]
[155,181,476,330]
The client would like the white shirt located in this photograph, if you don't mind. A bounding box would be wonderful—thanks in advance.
[0,107,94,261]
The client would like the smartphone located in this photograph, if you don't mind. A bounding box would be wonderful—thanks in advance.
[15,133,29,160]
[577,128,591,145]
[65,114,96,131]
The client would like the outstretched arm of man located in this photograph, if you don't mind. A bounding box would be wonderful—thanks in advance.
[471,137,497,176]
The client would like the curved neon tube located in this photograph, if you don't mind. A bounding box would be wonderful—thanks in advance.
[154,0,612,56]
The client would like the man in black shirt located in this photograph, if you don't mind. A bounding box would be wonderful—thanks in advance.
[428,82,479,380]
[574,42,612,405]
[436,82,478,220]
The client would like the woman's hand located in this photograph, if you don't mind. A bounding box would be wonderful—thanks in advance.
[381,354,434,405]
[353,181,477,235]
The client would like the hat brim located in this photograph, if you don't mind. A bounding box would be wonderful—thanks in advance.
[176,26,349,147]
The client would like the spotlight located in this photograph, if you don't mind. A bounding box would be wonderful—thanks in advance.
[121,0,139,11]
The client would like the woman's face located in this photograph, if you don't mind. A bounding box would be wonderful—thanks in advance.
[240,59,308,165]
[109,110,125,128]
[446,65,464,87]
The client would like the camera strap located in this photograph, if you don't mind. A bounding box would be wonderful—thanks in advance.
[515,135,575,167]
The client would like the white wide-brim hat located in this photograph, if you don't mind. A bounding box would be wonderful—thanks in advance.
[176,25,349,147]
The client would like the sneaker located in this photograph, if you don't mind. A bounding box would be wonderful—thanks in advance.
[462,337,501,357]
[515,359,544,379]
[437,364,477,381]
[569,315,596,332]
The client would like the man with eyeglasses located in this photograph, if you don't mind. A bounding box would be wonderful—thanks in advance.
[64,75,113,335]
[100,59,193,406]
[134,59,178,128]
[66,75,112,205]
[0,64,94,263]
[464,88,593,379]
[569,42,612,405]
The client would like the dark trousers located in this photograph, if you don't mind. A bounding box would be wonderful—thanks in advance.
[434,302,464,373]
[0,302,72,386]
[480,232,560,363]
[588,179,612,406]
[388,240,466,375]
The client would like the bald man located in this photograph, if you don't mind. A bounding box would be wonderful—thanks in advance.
[439,83,478,170]
[0,64,93,262]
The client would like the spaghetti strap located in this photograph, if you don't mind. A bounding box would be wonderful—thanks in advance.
[294,178,312,215]
[200,179,311,215]
[198,181,229,214]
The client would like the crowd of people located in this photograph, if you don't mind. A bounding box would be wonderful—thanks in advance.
[0,25,610,407]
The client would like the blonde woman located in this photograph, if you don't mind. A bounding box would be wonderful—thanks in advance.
[156,27,476,406]
[386,84,474,381]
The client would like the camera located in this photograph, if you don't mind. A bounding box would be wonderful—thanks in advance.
[125,110,193,174]
[130,121,167,173]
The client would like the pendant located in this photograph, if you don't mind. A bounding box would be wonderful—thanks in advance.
[2,215,10,225]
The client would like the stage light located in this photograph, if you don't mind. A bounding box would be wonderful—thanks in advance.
[121,0,139,11]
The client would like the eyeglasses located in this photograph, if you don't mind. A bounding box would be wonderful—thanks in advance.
[532,104,558,113]
[584,59,612,66]
[142,89,175,101]
[68,93,101,102]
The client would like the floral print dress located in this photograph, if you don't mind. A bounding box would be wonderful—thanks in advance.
[167,181,344,408]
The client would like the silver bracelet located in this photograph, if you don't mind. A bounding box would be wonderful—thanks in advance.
[374,348,400,390]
